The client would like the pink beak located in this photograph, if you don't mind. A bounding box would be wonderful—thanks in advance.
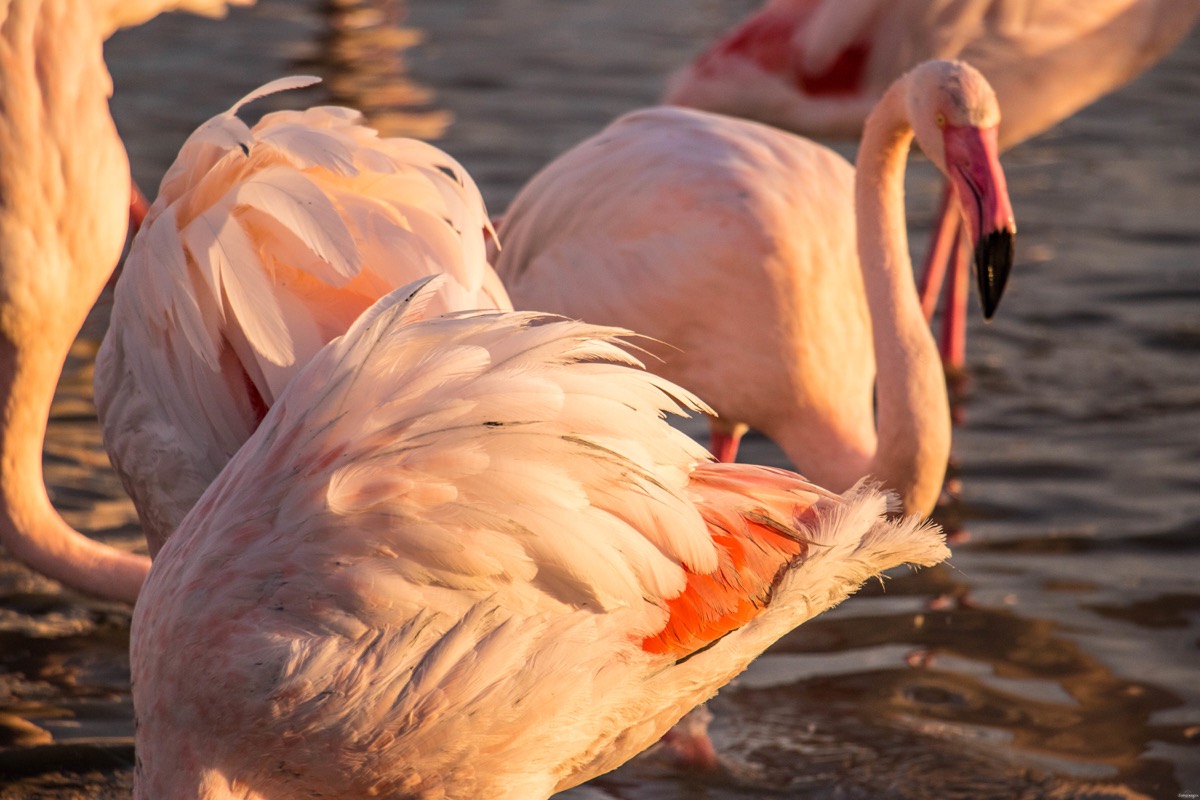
[943,123,1017,319]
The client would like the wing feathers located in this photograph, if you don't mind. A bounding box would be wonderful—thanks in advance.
[98,78,509,552]
[233,169,361,281]
[255,122,363,176]
[177,280,946,671]
[193,284,717,617]
[641,464,945,660]
[185,203,296,370]
[798,0,888,75]
[229,75,324,114]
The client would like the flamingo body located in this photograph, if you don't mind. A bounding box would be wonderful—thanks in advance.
[499,107,877,492]
[496,61,1016,517]
[132,280,949,799]
[96,78,510,556]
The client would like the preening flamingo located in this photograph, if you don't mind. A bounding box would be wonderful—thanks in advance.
[665,0,1200,367]
[495,60,1016,517]
[131,277,949,799]
[96,77,510,556]
[0,0,250,604]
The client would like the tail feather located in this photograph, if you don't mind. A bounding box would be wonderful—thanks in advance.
[642,465,946,661]
[773,478,948,615]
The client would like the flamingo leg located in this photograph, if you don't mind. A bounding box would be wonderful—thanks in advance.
[917,183,961,322]
[708,417,747,463]
[939,226,970,370]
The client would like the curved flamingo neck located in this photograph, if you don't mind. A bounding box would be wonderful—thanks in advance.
[0,340,147,601]
[0,0,149,602]
[852,77,950,516]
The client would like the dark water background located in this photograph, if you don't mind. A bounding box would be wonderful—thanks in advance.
[1,1,1197,797]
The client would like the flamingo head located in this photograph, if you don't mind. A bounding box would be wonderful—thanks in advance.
[907,60,1017,319]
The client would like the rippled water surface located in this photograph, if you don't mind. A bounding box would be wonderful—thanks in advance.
[2,1,1198,797]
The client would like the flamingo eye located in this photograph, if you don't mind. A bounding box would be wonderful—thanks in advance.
[935,112,946,128]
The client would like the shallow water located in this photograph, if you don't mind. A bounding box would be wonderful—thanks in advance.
[2,1,1199,797]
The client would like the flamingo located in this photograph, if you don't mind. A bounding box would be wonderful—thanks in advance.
[495,59,1016,517]
[130,276,950,799]
[664,0,1200,368]
[0,0,251,604]
[95,76,511,557]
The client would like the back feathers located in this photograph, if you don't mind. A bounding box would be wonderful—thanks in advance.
[96,77,508,555]
[168,277,723,617]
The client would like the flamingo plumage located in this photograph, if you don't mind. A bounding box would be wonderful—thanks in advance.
[665,0,1200,368]
[0,0,251,604]
[96,77,511,557]
[131,276,949,799]
[495,60,1016,518]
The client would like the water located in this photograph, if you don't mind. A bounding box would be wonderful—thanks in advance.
[2,1,1198,796]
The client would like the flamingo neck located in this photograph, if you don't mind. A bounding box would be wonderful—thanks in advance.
[852,78,950,516]
[0,338,146,601]
[0,0,148,602]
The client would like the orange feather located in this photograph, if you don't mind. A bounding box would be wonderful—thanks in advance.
[642,465,818,658]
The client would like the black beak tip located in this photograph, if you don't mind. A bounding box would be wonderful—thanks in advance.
[974,228,1016,320]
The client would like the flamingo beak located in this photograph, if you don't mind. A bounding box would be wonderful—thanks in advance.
[944,124,1016,319]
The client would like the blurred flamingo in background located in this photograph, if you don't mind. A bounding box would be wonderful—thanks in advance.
[96,77,510,556]
[0,0,251,604]
[665,0,1200,368]
[496,60,1015,518]
[131,276,949,799]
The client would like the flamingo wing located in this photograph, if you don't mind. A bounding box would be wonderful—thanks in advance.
[663,0,890,134]
[96,78,509,554]
[796,0,891,78]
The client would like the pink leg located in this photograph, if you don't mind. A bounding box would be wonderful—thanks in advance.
[918,184,961,323]
[708,417,747,463]
[939,227,970,370]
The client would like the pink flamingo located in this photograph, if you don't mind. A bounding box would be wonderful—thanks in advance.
[96,76,511,556]
[0,0,251,604]
[495,60,1016,517]
[665,0,1200,368]
[131,276,949,799]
